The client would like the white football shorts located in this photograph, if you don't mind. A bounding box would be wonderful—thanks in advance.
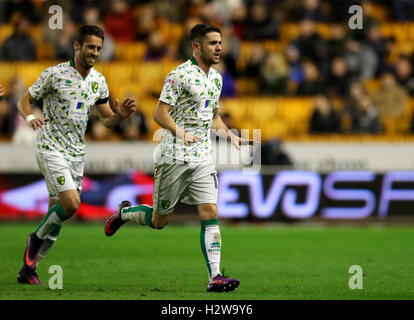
[153,162,218,215]
[36,150,84,199]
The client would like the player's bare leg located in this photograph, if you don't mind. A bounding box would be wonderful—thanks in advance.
[198,203,240,292]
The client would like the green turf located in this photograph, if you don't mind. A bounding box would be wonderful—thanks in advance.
[0,222,413,300]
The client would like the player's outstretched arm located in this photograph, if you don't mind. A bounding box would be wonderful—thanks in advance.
[154,100,199,145]
[95,97,136,129]
[17,90,49,130]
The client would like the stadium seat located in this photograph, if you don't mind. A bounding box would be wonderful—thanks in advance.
[0,24,13,44]
[114,42,146,62]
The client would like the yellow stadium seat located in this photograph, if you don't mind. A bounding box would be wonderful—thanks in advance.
[263,40,287,53]
[363,79,380,94]
[0,24,13,44]
[235,78,259,96]
[279,23,300,42]
[114,42,146,62]
[369,4,390,22]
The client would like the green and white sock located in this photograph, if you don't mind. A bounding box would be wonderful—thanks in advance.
[35,203,70,240]
[200,219,221,281]
[121,204,154,228]
[36,224,62,267]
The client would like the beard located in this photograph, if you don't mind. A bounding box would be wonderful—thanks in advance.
[200,49,219,66]
[79,51,96,69]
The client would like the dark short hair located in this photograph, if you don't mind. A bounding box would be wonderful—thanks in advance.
[190,24,222,43]
[76,25,104,45]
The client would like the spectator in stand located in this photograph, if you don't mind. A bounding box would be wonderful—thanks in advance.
[328,0,355,23]
[394,55,414,96]
[230,2,248,39]
[104,0,135,43]
[53,19,77,61]
[83,5,115,61]
[364,22,389,76]
[260,139,293,166]
[297,60,325,96]
[220,23,241,77]
[258,52,288,96]
[200,1,222,25]
[327,23,346,60]
[143,30,169,61]
[244,1,279,40]
[325,56,353,98]
[371,72,408,118]
[115,95,149,140]
[243,41,267,78]
[393,0,414,21]
[384,36,399,65]
[343,79,367,115]
[70,0,102,23]
[299,0,327,22]
[214,61,237,98]
[211,0,243,25]
[344,36,378,79]
[177,17,202,61]
[285,45,304,95]
[186,0,205,20]
[309,94,342,133]
[2,0,40,23]
[1,17,36,61]
[290,18,329,75]
[5,77,25,133]
[135,4,156,41]
[350,94,382,134]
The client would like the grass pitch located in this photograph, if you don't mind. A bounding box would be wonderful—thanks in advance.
[0,222,413,300]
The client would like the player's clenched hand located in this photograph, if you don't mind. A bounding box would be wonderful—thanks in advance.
[0,84,4,100]
[183,131,200,145]
[28,117,49,131]
[115,98,137,118]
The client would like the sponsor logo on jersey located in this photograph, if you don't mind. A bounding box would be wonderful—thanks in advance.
[76,102,85,110]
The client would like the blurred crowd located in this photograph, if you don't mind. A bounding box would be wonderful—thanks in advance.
[2,0,414,147]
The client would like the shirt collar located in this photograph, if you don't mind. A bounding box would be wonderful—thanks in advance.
[190,56,198,66]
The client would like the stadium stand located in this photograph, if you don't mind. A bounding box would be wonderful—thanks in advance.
[1,0,414,142]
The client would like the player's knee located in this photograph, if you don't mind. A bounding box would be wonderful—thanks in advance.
[152,220,168,230]
[61,197,80,216]
[151,213,170,230]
